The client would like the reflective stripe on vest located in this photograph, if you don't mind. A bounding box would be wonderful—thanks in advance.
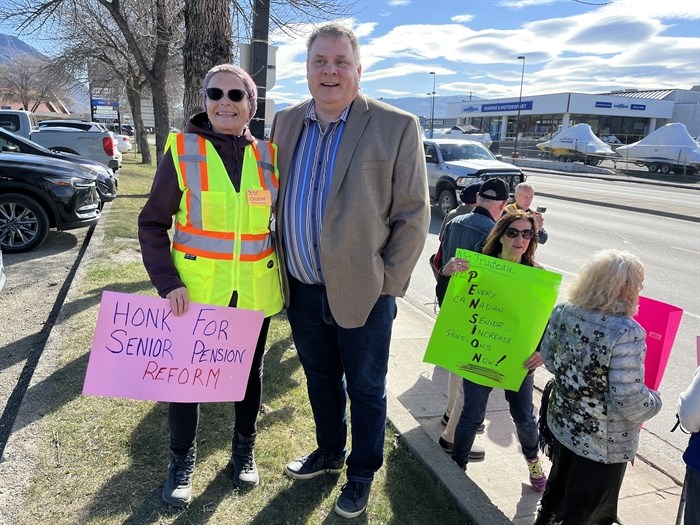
[171,133,277,261]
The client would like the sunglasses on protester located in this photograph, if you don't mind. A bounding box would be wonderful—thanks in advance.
[504,227,535,240]
[206,87,248,102]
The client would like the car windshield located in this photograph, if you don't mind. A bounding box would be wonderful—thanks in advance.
[439,143,494,161]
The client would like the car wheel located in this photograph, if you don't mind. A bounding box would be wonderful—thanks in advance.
[438,188,457,218]
[648,163,659,173]
[0,194,50,253]
[660,163,672,174]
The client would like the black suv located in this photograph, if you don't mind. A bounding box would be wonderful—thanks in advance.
[0,127,117,207]
[0,152,101,252]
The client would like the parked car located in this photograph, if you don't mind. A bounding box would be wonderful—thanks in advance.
[0,110,122,172]
[424,138,526,217]
[38,119,108,132]
[113,133,132,153]
[0,127,117,208]
[0,152,101,252]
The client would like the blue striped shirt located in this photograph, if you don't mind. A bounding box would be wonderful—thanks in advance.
[283,101,350,285]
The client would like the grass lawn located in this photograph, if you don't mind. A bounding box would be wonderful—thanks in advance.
[16,155,469,525]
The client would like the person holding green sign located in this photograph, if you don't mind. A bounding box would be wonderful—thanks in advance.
[450,210,548,492]
[535,250,662,525]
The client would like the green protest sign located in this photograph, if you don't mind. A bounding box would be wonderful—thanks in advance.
[424,249,562,391]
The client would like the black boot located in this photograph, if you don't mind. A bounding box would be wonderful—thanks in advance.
[230,432,259,489]
[162,445,196,507]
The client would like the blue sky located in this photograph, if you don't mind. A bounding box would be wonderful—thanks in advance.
[267,0,700,106]
[2,0,698,110]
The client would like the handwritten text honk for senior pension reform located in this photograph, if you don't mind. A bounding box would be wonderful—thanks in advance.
[83,291,265,402]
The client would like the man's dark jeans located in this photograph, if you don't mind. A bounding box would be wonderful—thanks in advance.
[287,277,397,483]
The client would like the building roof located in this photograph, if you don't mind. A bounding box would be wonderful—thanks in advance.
[599,89,674,100]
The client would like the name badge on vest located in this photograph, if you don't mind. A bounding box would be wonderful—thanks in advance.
[247,189,272,206]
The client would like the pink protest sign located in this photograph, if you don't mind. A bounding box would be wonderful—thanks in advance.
[83,291,265,402]
[634,296,683,390]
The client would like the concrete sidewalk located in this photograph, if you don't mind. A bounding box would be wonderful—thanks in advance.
[386,298,684,525]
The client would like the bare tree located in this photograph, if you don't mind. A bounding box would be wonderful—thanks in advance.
[0,54,73,112]
[1,0,184,163]
[181,0,231,123]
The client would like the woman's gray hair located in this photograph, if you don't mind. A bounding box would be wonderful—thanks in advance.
[202,64,257,122]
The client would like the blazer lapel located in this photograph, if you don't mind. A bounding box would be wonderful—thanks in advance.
[324,95,370,217]
[276,102,308,207]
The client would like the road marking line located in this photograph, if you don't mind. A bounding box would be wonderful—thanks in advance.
[672,246,700,255]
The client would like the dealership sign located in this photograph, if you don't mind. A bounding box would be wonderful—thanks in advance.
[481,101,533,112]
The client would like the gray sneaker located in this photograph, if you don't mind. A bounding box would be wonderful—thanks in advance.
[285,449,344,480]
[230,432,259,489]
[162,447,196,507]
[334,481,371,519]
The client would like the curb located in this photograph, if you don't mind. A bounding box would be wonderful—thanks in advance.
[387,394,512,524]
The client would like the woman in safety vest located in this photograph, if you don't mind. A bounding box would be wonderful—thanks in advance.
[138,63,282,507]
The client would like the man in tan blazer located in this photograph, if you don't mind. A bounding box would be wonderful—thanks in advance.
[270,23,429,519]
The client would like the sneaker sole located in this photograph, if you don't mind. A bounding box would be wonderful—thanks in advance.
[334,502,367,519]
[161,493,191,507]
[284,465,343,480]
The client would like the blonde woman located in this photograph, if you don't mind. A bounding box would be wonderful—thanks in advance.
[535,250,662,525]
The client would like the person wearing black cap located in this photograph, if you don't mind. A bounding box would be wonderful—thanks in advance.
[438,181,482,242]
[434,177,510,459]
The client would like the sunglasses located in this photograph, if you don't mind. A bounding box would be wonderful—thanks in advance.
[206,87,248,102]
[504,227,534,240]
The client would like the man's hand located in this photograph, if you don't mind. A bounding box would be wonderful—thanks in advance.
[166,286,189,316]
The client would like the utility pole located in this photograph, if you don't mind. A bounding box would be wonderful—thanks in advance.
[250,0,270,139]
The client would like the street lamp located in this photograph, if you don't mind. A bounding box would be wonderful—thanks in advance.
[428,71,436,138]
[512,55,526,158]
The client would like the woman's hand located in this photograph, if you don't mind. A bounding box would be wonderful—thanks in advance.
[166,287,189,316]
[524,351,543,371]
[441,257,470,277]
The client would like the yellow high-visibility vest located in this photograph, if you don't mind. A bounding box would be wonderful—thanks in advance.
[167,132,282,317]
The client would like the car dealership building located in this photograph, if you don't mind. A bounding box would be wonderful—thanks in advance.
[447,86,700,144]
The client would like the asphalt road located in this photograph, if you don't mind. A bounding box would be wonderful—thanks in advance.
[405,172,700,482]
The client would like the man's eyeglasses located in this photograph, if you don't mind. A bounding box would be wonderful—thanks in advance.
[504,227,534,240]
[206,87,248,102]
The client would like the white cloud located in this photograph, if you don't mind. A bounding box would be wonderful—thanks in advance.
[266,2,700,105]
[388,0,411,6]
[451,14,475,23]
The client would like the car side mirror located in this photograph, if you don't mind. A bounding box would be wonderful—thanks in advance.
[425,154,438,164]
[1,144,19,152]
[495,154,503,160]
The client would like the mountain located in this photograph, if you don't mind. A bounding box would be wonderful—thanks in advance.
[0,33,47,64]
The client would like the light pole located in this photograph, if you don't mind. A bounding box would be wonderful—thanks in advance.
[512,55,525,158]
[429,71,436,138]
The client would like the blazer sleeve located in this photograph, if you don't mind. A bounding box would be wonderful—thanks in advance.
[381,115,430,296]
[608,324,662,424]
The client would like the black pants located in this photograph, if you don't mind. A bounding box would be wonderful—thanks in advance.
[168,316,271,455]
[536,438,626,525]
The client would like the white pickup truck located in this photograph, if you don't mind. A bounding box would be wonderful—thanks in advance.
[0,109,121,171]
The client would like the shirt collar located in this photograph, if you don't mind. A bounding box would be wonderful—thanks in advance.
[304,100,351,124]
